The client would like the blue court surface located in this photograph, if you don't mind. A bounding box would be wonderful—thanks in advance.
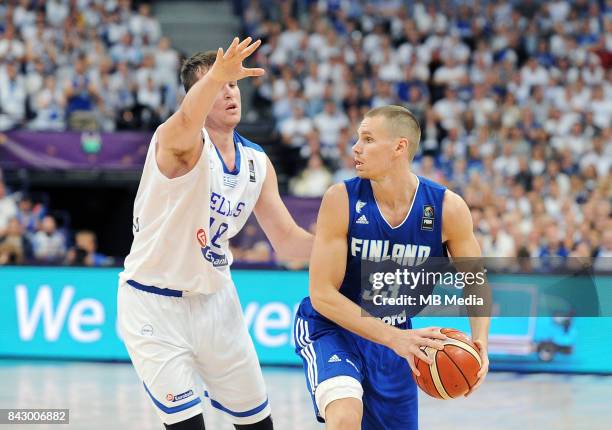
[1,360,611,429]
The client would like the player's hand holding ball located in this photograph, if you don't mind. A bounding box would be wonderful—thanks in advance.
[465,337,489,397]
[209,37,265,83]
[411,328,488,399]
[387,327,447,375]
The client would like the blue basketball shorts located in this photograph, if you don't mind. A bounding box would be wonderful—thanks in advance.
[294,298,418,430]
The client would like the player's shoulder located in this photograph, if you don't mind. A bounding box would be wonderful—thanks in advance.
[234,131,265,154]
[325,182,350,201]
[342,176,367,195]
[417,175,446,192]
[319,183,350,233]
[442,187,471,220]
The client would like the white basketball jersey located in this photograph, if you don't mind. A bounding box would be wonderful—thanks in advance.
[119,128,267,294]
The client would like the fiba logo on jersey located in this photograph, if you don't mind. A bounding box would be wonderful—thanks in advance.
[166,394,174,401]
[422,205,435,231]
[196,228,207,247]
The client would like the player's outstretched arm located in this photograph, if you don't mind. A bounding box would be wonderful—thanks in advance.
[309,184,447,375]
[442,189,491,395]
[254,157,313,259]
[156,37,264,177]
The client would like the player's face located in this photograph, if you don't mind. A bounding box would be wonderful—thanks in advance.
[201,67,242,129]
[352,116,397,179]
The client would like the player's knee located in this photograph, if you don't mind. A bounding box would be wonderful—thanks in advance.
[234,414,273,429]
[325,400,361,430]
[315,376,363,421]
[164,413,205,430]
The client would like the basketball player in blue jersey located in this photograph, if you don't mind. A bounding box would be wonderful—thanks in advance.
[294,105,490,429]
[117,38,313,430]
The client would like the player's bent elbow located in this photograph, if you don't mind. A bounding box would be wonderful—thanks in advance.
[309,287,333,316]
[309,289,324,313]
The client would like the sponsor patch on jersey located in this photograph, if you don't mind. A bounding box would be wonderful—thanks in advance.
[248,159,256,182]
[356,214,369,224]
[196,228,207,247]
[140,324,153,336]
[201,246,228,267]
[166,390,194,403]
[421,205,434,231]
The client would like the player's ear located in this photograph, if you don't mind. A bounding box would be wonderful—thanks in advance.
[396,137,409,156]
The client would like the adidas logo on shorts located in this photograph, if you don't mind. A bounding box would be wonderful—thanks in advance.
[328,354,341,363]
[356,215,369,224]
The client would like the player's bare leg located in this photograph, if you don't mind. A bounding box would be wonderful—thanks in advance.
[324,398,362,430]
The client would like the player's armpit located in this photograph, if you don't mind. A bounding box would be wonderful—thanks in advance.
[155,129,204,179]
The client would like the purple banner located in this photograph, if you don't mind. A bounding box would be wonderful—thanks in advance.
[0,131,150,170]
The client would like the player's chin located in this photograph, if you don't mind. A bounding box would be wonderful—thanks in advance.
[224,112,241,125]
[355,170,371,179]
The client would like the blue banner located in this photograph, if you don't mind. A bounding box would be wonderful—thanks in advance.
[1,267,611,373]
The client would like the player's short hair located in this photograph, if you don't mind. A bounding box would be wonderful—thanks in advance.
[365,105,421,160]
[180,51,217,93]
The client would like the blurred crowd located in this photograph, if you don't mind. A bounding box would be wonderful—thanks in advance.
[0,0,181,131]
[0,0,610,269]
[235,0,611,266]
[0,175,114,266]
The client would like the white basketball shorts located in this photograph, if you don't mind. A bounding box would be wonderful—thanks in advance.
[117,280,270,425]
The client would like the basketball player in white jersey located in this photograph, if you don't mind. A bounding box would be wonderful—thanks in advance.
[117,37,313,430]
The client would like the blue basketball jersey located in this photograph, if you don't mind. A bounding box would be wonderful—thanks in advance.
[341,175,447,304]
[294,175,449,429]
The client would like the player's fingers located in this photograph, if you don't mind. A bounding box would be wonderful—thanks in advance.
[412,346,433,365]
[407,356,420,377]
[224,37,239,58]
[237,36,252,51]
[465,375,485,397]
[415,327,446,340]
[243,67,265,77]
[420,338,445,351]
[216,47,223,62]
[241,39,262,59]
[477,361,488,378]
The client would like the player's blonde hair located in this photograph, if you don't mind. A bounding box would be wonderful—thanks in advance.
[365,105,421,160]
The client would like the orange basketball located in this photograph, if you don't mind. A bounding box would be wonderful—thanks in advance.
[413,328,482,399]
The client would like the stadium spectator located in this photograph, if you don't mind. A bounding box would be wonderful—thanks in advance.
[65,230,113,267]
[32,215,65,263]
[0,61,27,130]
[0,181,17,236]
[16,194,44,234]
[289,154,333,198]
[0,217,25,265]
[64,55,99,130]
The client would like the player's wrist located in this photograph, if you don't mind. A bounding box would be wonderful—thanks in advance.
[381,326,403,350]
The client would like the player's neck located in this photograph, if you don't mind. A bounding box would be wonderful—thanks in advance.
[206,126,234,151]
[206,126,236,170]
[371,170,418,209]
